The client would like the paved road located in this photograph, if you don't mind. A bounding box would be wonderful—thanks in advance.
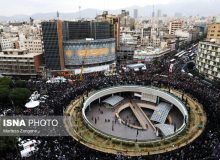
[86,103,157,140]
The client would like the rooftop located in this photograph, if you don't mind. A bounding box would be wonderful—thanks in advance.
[64,38,115,44]
[0,51,42,57]
[200,41,220,47]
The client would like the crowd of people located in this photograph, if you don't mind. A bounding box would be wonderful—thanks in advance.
[2,57,220,160]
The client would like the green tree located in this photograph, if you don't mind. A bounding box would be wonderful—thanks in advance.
[9,88,31,106]
[0,137,17,152]
[0,77,12,86]
[15,80,26,88]
[0,85,9,89]
[0,87,10,104]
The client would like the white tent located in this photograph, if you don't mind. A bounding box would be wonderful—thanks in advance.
[127,63,146,71]
[25,101,40,108]
[46,77,67,83]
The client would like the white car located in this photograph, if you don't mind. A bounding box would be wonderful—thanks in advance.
[20,146,39,158]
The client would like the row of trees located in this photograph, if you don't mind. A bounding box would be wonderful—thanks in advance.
[0,77,31,107]
[0,77,31,155]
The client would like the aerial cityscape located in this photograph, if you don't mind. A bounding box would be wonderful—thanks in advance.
[0,0,220,159]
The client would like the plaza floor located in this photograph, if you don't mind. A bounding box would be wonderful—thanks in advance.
[86,101,156,140]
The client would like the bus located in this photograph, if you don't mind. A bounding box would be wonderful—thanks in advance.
[193,43,198,48]
[178,51,186,58]
[189,52,195,57]
[175,50,185,58]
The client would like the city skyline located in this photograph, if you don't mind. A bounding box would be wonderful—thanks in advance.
[0,0,219,17]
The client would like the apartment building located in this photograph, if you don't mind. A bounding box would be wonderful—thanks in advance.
[169,21,183,35]
[0,38,14,50]
[24,39,42,53]
[0,49,42,76]
[207,23,220,40]
[196,41,220,80]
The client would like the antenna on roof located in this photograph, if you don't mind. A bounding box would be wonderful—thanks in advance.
[57,11,59,20]
[152,2,155,18]
[78,6,81,20]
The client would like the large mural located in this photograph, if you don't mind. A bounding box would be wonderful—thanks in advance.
[64,39,115,66]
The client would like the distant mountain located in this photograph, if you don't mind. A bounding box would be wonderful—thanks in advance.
[0,1,220,22]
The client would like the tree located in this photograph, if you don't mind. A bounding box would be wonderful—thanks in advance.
[9,88,31,106]
[0,137,17,153]
[15,80,26,88]
[0,87,10,104]
[0,77,12,86]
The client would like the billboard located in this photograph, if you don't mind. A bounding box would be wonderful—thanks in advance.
[77,48,109,57]
[64,39,115,66]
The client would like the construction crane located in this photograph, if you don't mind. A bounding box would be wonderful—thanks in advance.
[79,38,90,81]
[79,55,86,81]
[80,39,92,81]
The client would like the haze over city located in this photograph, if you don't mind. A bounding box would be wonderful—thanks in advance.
[0,0,219,19]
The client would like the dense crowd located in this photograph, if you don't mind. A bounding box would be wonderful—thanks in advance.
[2,58,220,160]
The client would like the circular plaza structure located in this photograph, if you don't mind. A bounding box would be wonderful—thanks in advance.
[64,85,206,156]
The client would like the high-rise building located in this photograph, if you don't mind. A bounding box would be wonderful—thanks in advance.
[95,11,120,49]
[41,21,62,70]
[41,20,116,72]
[152,11,155,18]
[133,9,138,19]
[174,12,182,18]
[118,10,135,29]
[169,21,183,35]
[207,23,220,40]
[196,41,220,80]
[196,23,220,80]
[157,10,161,17]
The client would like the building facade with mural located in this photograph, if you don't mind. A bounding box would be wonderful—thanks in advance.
[64,38,115,67]
[41,20,117,74]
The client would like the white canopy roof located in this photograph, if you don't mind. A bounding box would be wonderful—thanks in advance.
[155,124,174,136]
[25,101,40,108]
[127,63,145,69]
[102,95,124,107]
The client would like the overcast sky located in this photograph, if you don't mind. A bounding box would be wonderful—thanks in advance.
[0,0,174,16]
[0,0,218,16]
